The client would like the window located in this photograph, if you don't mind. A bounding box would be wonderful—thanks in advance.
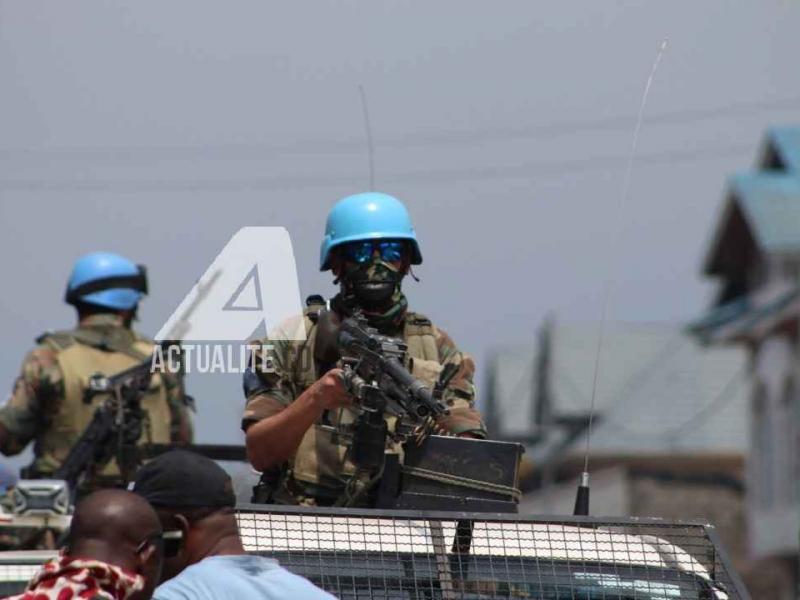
[272,552,715,600]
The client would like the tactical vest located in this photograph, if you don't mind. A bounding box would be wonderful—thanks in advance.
[33,327,172,477]
[286,306,444,490]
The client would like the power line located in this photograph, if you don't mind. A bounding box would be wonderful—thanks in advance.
[358,85,376,190]
[547,330,689,427]
[601,364,747,442]
[0,142,755,193]
[0,96,796,163]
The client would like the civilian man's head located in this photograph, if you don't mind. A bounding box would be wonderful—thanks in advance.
[132,450,238,582]
[67,489,164,600]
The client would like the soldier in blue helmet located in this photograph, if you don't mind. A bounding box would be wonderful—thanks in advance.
[242,193,486,506]
[0,252,193,490]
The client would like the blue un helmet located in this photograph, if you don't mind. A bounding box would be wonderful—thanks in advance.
[319,192,423,271]
[64,252,148,311]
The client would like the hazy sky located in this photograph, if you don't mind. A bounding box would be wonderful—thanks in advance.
[2,1,800,462]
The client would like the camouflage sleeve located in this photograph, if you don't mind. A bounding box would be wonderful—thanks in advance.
[0,347,64,455]
[241,335,303,431]
[162,371,194,443]
[432,325,487,438]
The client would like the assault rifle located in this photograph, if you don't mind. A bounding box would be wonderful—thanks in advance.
[328,315,449,505]
[338,314,449,424]
[251,309,523,511]
[54,356,154,493]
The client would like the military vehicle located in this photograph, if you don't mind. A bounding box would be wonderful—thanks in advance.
[1,502,749,598]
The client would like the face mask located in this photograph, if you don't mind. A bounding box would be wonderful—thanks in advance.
[343,257,404,308]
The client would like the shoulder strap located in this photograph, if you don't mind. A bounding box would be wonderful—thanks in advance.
[305,294,327,324]
[305,293,326,307]
[36,330,76,352]
[291,311,321,383]
[404,312,434,335]
[403,312,439,363]
[39,328,151,361]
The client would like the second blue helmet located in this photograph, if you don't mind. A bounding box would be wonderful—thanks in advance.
[65,251,148,310]
[320,192,423,271]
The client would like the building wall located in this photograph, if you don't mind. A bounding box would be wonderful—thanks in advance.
[523,462,795,598]
[518,466,630,516]
[606,470,792,599]
[629,476,745,560]
[749,333,800,558]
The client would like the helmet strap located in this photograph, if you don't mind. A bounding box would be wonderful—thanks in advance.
[64,266,148,306]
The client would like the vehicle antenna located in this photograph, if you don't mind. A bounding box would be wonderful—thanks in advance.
[575,38,669,516]
[358,84,376,190]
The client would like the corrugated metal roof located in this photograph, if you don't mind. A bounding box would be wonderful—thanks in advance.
[489,323,748,455]
[730,173,800,252]
[765,126,800,172]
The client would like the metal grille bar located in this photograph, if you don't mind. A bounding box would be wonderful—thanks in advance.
[236,504,750,599]
[0,507,750,598]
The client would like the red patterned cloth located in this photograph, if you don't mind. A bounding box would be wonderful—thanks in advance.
[8,554,144,600]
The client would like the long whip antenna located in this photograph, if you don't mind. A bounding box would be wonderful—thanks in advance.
[358,84,376,190]
[575,38,669,516]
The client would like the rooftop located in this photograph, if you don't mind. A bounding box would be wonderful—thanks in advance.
[704,173,800,276]
[487,322,749,458]
[761,126,800,173]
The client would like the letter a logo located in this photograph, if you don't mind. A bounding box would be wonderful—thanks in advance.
[155,227,306,342]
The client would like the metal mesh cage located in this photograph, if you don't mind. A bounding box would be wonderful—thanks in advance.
[237,504,750,599]
[0,555,56,597]
[0,506,750,598]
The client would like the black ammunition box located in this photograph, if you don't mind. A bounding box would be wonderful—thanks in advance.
[377,436,524,513]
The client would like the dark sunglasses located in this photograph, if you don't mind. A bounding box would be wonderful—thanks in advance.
[341,240,406,264]
[162,530,184,558]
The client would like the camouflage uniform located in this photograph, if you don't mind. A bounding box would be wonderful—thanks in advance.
[0,314,192,483]
[242,301,486,505]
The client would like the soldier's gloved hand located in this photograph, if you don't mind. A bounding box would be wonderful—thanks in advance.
[309,368,353,411]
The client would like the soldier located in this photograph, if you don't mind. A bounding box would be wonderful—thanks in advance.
[0,251,193,489]
[243,192,486,505]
